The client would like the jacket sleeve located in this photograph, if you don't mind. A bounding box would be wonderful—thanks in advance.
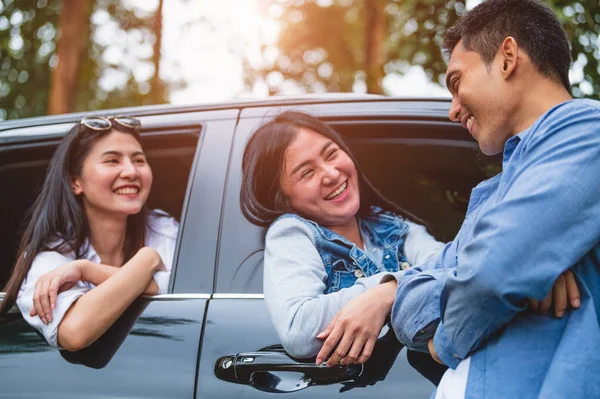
[264,217,391,358]
[403,220,445,267]
[388,239,458,351]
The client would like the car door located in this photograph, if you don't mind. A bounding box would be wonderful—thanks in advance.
[196,100,502,398]
[0,109,238,398]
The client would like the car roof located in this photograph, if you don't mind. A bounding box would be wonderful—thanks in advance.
[0,94,451,132]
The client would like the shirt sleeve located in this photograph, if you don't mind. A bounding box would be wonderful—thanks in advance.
[388,240,458,352]
[403,220,445,266]
[264,217,389,358]
[146,210,179,294]
[16,251,91,349]
[433,104,600,368]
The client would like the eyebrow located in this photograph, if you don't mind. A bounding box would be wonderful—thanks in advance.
[101,150,146,158]
[289,141,335,176]
[445,70,459,93]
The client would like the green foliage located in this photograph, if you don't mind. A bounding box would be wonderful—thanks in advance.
[550,0,600,97]
[75,0,171,113]
[248,0,599,98]
[0,0,60,120]
[0,0,171,120]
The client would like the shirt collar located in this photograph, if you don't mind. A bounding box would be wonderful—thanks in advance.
[503,134,521,164]
[502,99,575,164]
[503,122,535,164]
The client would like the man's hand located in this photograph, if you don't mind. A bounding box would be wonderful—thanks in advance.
[528,270,580,317]
[315,280,397,367]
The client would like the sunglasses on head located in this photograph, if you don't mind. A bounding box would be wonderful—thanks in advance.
[80,116,141,132]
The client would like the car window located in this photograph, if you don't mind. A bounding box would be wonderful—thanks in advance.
[216,116,502,294]
[0,127,200,291]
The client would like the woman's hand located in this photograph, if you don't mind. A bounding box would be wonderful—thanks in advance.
[315,280,397,367]
[528,270,580,317]
[30,259,89,324]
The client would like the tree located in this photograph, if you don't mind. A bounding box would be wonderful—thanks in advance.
[73,0,172,112]
[364,0,386,94]
[550,0,600,97]
[0,0,172,120]
[48,0,92,114]
[150,0,164,105]
[245,0,467,95]
[246,0,599,98]
[0,0,61,120]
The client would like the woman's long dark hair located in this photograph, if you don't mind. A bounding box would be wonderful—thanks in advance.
[240,111,422,227]
[0,120,149,314]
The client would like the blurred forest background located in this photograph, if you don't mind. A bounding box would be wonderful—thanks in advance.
[0,0,598,120]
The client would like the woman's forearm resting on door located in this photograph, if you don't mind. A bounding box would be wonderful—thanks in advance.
[57,247,163,351]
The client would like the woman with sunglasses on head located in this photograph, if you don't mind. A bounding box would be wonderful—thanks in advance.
[0,116,178,351]
[240,111,445,365]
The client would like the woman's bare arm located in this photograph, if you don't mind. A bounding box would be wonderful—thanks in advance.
[55,247,162,351]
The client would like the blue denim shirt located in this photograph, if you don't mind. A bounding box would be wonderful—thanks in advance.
[279,207,409,294]
[391,99,600,398]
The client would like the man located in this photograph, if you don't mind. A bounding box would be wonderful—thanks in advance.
[390,0,600,397]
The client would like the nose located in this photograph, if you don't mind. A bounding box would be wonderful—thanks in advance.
[448,96,461,122]
[120,158,139,179]
[321,163,340,185]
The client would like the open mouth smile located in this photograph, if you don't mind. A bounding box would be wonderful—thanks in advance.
[324,181,348,201]
[113,186,140,195]
[461,114,474,132]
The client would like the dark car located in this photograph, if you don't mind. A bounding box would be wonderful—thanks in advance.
[0,95,501,398]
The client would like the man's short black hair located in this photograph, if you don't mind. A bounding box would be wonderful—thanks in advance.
[444,0,572,92]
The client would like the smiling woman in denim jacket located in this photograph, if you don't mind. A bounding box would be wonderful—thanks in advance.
[240,111,444,365]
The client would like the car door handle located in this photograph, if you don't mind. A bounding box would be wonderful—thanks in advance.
[214,345,363,393]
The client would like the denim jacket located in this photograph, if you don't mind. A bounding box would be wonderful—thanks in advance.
[264,205,443,358]
[277,207,409,294]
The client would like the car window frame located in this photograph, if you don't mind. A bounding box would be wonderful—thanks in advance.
[214,100,497,295]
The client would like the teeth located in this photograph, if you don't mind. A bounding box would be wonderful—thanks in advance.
[325,182,347,200]
[466,116,474,131]
[114,187,139,195]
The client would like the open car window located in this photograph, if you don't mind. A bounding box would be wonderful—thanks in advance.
[216,115,502,294]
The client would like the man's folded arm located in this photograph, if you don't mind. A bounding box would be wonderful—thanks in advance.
[387,240,459,351]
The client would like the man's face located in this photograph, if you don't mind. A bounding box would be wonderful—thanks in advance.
[446,41,514,155]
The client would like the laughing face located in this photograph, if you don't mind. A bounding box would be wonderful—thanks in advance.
[446,40,515,155]
[71,130,152,219]
[279,128,360,229]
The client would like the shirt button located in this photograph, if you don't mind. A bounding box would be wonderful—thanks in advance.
[354,270,364,278]
[384,254,391,259]
[400,262,411,270]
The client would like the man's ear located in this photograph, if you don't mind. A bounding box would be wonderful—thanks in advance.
[71,177,83,195]
[500,37,519,79]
